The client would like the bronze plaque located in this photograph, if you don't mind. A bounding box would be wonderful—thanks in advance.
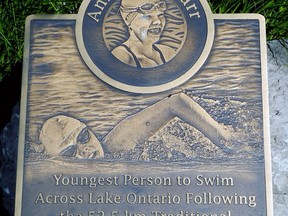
[15,0,273,215]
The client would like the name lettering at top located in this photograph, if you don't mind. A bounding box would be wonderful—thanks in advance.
[87,0,111,23]
[178,0,201,18]
[87,0,201,23]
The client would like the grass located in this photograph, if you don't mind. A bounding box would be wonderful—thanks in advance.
[209,0,288,41]
[0,1,81,80]
[0,0,287,81]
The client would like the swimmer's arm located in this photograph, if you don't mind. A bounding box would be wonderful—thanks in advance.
[103,93,232,153]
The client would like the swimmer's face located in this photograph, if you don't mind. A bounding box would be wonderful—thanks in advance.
[121,0,167,44]
[40,116,104,159]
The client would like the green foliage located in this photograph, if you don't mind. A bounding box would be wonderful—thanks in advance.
[0,0,81,80]
[209,0,288,41]
[0,0,287,81]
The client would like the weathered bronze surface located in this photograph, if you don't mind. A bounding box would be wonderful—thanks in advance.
[15,0,272,215]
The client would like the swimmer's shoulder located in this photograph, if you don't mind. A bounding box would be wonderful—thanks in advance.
[155,44,177,61]
[112,45,137,67]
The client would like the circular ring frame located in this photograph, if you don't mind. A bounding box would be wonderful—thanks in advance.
[76,0,214,94]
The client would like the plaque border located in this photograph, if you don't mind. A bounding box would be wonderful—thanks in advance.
[15,13,273,216]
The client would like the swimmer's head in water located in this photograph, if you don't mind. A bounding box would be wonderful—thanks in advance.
[120,0,167,43]
[39,115,104,159]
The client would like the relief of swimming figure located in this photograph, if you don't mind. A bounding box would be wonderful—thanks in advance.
[39,93,234,159]
[111,0,177,68]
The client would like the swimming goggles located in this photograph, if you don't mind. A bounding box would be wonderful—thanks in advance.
[59,127,91,157]
[120,1,167,15]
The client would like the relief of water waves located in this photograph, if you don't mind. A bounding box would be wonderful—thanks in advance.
[25,19,264,163]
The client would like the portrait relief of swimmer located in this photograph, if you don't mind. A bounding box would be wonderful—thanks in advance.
[111,0,177,68]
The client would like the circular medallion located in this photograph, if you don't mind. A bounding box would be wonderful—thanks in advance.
[76,0,214,93]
